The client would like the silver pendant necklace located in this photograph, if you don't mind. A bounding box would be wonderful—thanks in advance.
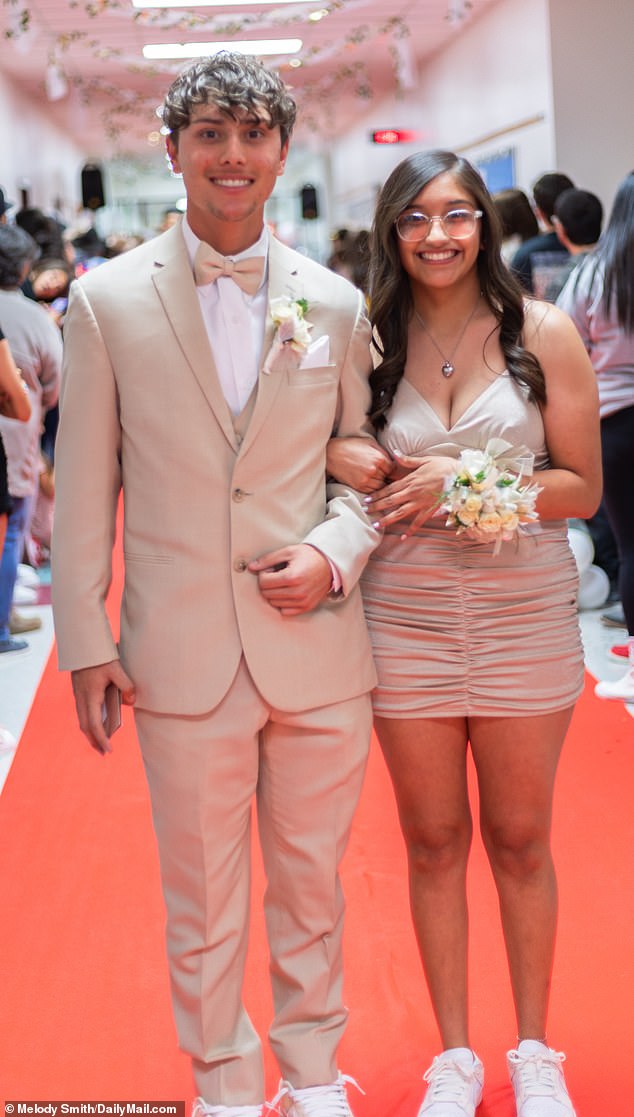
[413,294,481,378]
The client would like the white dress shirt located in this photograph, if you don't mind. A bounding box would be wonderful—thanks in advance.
[181,217,269,416]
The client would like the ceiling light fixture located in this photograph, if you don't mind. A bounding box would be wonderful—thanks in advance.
[143,39,303,59]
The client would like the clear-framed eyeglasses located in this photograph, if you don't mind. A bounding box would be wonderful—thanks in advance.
[395,208,483,242]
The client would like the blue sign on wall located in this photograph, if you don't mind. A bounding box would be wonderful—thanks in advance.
[476,148,515,193]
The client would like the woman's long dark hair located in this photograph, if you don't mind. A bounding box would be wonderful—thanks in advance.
[368,150,546,428]
[582,171,634,332]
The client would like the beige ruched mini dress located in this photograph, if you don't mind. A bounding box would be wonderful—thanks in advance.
[361,373,585,717]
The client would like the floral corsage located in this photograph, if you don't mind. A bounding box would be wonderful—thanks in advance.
[441,438,541,553]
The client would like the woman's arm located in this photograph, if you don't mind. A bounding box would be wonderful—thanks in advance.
[524,300,602,520]
[0,337,32,422]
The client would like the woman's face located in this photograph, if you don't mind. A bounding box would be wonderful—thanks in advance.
[396,170,482,294]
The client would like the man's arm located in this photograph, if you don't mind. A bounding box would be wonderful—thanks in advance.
[303,286,381,594]
[51,280,123,674]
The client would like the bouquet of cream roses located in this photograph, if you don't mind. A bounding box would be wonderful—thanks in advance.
[441,439,541,552]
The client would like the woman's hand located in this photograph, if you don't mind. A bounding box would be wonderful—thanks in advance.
[326,435,394,493]
[365,453,457,537]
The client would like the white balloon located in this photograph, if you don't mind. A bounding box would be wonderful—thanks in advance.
[577,564,610,610]
[568,526,594,573]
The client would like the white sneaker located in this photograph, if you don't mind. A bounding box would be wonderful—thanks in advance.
[192,1102,262,1117]
[271,1073,361,1117]
[594,667,634,703]
[12,583,38,605]
[0,726,17,753]
[418,1049,484,1116]
[507,1041,576,1116]
[17,562,41,588]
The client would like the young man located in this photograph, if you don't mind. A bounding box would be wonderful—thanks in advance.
[52,52,378,1117]
[510,171,574,295]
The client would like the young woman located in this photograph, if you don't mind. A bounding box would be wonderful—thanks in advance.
[557,170,634,704]
[327,150,601,1117]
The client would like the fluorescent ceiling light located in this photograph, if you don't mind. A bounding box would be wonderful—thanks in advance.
[135,0,312,6]
[143,39,303,58]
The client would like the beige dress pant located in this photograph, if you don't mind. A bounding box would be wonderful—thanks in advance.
[135,657,372,1104]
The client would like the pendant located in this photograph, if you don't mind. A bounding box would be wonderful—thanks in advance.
[441,362,455,378]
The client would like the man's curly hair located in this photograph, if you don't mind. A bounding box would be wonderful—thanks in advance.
[162,51,297,147]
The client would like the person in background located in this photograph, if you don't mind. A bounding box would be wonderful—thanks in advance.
[0,225,61,653]
[0,327,31,742]
[0,328,31,425]
[0,187,14,225]
[510,172,574,296]
[547,187,618,599]
[557,170,634,703]
[327,229,371,299]
[547,188,603,300]
[157,205,182,233]
[52,50,378,1117]
[15,206,66,260]
[26,449,55,568]
[327,149,600,1117]
[491,187,538,264]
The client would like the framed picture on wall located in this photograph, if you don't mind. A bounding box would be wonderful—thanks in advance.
[476,147,516,192]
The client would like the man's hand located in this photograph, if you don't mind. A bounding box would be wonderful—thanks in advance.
[326,436,394,493]
[71,660,136,755]
[249,544,333,616]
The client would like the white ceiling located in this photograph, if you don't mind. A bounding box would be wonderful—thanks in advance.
[1,0,499,159]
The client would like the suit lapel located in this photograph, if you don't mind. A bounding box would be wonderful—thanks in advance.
[151,228,239,450]
[240,238,308,454]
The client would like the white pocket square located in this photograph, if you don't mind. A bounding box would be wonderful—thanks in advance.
[299,334,331,369]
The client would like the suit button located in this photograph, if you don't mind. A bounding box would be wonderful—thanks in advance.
[234,559,248,572]
[233,487,245,502]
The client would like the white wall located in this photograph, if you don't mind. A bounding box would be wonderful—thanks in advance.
[548,0,634,213]
[324,0,555,230]
[0,72,86,221]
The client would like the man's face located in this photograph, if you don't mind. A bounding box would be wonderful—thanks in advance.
[166,103,288,251]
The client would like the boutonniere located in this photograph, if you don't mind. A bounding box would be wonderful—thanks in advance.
[263,297,313,375]
[270,296,312,351]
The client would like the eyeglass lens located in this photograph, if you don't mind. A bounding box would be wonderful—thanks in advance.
[396,209,481,241]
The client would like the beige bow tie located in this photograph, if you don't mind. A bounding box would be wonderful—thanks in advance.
[194,242,265,295]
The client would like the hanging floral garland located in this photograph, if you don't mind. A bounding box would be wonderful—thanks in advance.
[1,0,412,147]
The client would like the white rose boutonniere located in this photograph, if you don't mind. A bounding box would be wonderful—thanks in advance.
[441,438,542,554]
[263,297,313,374]
[271,296,312,351]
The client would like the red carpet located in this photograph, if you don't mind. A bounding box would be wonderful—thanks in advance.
[0,639,632,1109]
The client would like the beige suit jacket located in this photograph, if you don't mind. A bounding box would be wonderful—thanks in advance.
[52,225,379,713]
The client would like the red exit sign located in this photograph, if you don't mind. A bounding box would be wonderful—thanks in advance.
[370,129,420,144]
